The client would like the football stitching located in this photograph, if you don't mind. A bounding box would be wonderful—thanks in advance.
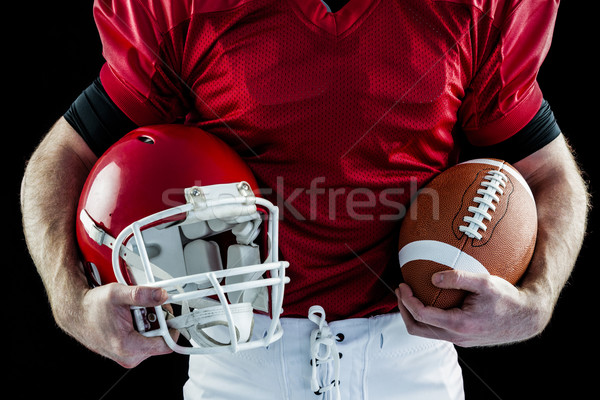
[471,174,514,248]
[458,169,507,240]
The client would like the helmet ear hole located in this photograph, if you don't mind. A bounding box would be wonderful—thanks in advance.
[137,135,155,144]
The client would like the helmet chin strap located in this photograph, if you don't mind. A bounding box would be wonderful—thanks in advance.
[167,301,255,347]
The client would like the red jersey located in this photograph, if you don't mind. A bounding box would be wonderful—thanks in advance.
[94,0,558,320]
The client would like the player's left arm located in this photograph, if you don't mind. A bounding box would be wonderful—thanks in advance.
[397,133,590,347]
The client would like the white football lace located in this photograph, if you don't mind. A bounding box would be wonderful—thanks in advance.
[308,306,341,400]
[459,170,507,240]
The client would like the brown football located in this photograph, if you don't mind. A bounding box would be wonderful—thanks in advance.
[398,158,537,309]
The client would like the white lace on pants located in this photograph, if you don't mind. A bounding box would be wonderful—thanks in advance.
[308,306,341,399]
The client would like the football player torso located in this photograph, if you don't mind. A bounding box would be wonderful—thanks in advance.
[94,0,557,319]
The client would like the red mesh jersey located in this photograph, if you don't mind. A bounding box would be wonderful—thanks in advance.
[94,0,558,320]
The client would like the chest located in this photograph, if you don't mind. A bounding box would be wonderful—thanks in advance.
[174,0,480,179]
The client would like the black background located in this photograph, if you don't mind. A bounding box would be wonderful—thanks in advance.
[8,1,597,399]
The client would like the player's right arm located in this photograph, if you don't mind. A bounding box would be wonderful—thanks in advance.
[20,117,172,368]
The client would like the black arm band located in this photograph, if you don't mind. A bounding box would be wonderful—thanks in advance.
[64,77,138,157]
[461,99,561,164]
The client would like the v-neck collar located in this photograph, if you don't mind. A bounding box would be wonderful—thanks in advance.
[288,0,380,37]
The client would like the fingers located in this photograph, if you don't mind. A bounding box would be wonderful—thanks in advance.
[109,283,169,307]
[96,284,174,367]
[396,283,462,332]
[397,272,521,347]
[431,270,491,293]
[397,283,478,345]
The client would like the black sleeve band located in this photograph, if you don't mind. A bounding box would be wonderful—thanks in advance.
[460,99,562,164]
[64,77,138,157]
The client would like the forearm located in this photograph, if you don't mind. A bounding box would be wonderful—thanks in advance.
[515,134,590,326]
[21,117,97,332]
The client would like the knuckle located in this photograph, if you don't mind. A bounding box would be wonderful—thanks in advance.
[410,308,425,323]
[103,283,122,303]
[128,285,153,306]
[129,285,144,304]
[404,321,418,335]
[118,356,142,369]
[480,276,496,292]
[450,271,463,286]
[111,339,143,369]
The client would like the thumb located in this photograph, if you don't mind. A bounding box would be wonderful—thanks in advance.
[431,270,490,293]
[113,284,169,307]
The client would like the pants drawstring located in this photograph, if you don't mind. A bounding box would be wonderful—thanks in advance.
[308,305,341,400]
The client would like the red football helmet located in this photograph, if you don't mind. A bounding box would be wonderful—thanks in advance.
[76,124,289,354]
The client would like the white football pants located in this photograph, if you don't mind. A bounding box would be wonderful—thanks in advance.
[183,308,464,400]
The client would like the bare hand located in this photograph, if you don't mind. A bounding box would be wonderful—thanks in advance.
[65,283,176,368]
[396,270,550,347]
